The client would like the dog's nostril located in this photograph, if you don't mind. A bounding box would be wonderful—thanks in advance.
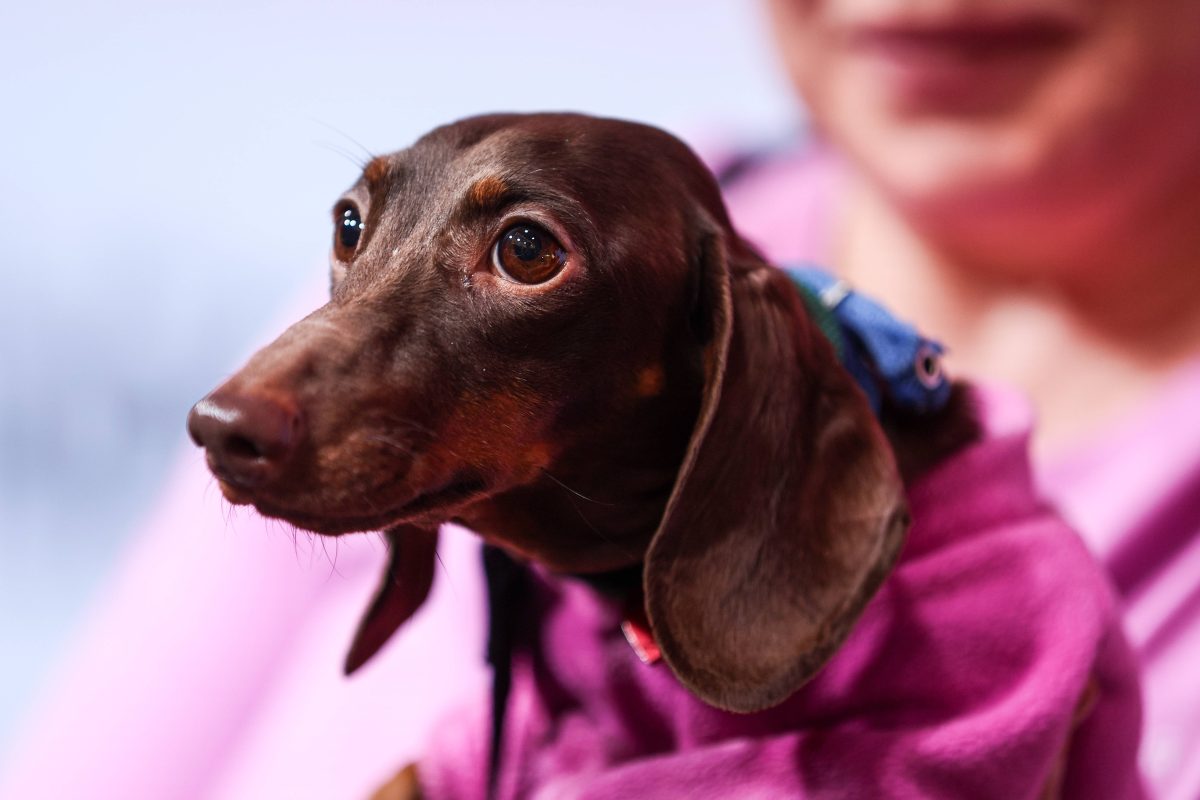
[224,433,266,461]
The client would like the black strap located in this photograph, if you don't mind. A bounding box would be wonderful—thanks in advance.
[482,544,525,799]
[481,550,643,797]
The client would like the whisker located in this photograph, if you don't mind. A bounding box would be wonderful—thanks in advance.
[320,534,346,580]
[279,519,303,565]
[315,139,370,170]
[365,433,418,457]
[433,542,458,599]
[539,468,621,507]
[311,118,376,163]
[560,490,637,563]
[373,415,443,442]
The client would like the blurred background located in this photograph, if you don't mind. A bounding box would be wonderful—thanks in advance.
[0,0,797,759]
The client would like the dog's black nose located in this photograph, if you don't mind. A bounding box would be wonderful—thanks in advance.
[187,389,302,488]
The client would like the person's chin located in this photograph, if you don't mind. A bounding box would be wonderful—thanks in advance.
[852,109,1048,209]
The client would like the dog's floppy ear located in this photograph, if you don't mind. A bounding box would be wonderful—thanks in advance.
[344,524,438,675]
[644,227,909,713]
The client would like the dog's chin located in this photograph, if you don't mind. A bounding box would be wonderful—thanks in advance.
[216,479,256,507]
[217,476,489,536]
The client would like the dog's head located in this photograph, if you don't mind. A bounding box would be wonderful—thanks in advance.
[188,113,908,712]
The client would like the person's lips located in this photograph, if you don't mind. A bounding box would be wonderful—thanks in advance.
[843,11,1085,112]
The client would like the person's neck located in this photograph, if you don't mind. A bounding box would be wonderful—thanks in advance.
[835,171,1200,460]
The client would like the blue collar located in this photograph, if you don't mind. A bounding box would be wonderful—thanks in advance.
[784,265,951,416]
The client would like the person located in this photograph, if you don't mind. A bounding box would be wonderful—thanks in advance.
[4,1,1197,797]
[714,1,1200,796]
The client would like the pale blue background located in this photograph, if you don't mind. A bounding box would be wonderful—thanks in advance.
[0,0,797,755]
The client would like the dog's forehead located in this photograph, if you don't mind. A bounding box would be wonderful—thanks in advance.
[366,114,700,205]
[386,124,598,195]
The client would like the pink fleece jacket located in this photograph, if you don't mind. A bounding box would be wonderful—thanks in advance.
[720,138,1200,798]
[416,388,1142,800]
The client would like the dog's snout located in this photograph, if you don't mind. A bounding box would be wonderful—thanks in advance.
[187,390,302,487]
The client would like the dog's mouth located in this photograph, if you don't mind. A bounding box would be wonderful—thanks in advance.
[217,475,488,535]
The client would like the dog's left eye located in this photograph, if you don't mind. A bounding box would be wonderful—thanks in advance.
[492,224,566,284]
[334,204,365,260]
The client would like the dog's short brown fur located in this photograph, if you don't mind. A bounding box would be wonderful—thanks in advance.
[188,113,977,794]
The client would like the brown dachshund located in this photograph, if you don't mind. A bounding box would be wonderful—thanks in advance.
[188,113,979,795]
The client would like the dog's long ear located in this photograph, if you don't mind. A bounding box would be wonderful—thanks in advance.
[644,227,909,713]
[344,524,438,675]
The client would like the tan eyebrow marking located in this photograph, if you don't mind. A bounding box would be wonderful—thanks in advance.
[467,175,509,208]
[363,157,391,185]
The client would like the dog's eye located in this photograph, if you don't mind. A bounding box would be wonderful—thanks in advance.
[334,204,365,259]
[492,224,566,284]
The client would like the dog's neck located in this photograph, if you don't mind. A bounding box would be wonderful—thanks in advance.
[455,469,681,575]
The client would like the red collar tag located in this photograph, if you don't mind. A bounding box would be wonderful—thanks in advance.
[620,597,662,665]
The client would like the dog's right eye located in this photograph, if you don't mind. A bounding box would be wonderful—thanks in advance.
[492,223,566,284]
[334,204,365,260]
